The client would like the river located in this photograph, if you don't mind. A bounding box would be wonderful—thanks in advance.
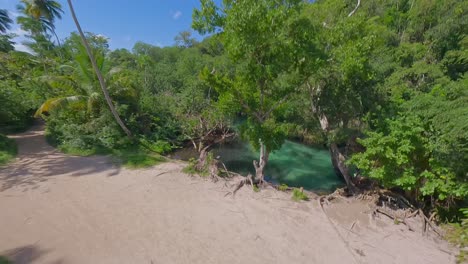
[171,139,344,193]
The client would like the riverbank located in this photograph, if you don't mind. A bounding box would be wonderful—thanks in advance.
[170,138,345,193]
[0,125,457,263]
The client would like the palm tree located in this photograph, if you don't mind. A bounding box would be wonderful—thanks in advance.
[0,9,13,33]
[66,0,132,137]
[17,0,63,45]
[35,39,137,122]
[21,0,63,21]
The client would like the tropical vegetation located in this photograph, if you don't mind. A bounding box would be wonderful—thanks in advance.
[0,0,466,239]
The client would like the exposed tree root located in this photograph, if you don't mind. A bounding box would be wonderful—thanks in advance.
[419,209,443,238]
[224,174,261,197]
[373,208,414,232]
[373,189,415,210]
[323,188,443,238]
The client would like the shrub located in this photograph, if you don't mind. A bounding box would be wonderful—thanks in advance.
[140,138,173,154]
[182,158,200,175]
[0,134,17,166]
[278,183,289,191]
[445,208,468,264]
[292,188,308,201]
[350,115,468,206]
[113,147,166,169]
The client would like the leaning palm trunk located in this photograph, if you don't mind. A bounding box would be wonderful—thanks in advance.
[66,0,132,138]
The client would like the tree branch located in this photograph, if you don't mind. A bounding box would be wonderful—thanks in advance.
[348,0,361,17]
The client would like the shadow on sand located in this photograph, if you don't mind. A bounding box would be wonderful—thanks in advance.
[1,244,64,264]
[0,125,121,192]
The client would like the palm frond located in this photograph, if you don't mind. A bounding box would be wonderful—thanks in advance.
[0,9,13,33]
[34,95,87,117]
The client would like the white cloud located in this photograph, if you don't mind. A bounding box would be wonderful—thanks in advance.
[7,10,19,18]
[154,41,164,47]
[8,27,28,38]
[13,43,33,53]
[95,34,110,40]
[172,10,182,20]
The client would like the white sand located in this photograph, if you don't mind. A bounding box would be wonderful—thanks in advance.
[0,125,457,263]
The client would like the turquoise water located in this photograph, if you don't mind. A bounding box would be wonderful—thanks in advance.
[171,139,344,192]
[211,140,344,192]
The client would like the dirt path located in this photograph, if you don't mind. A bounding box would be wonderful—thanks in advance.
[0,126,456,263]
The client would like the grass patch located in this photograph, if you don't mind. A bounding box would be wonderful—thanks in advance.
[253,185,260,192]
[182,154,214,177]
[55,141,165,169]
[0,256,11,264]
[182,158,202,175]
[444,208,468,264]
[112,147,166,169]
[58,145,107,156]
[292,188,309,202]
[0,134,17,166]
[278,183,289,191]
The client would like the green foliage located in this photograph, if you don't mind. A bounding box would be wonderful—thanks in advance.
[0,134,16,166]
[278,183,289,191]
[0,9,13,33]
[0,52,43,132]
[0,256,11,264]
[253,185,260,193]
[139,138,172,155]
[194,0,313,179]
[182,153,214,177]
[112,146,166,169]
[182,158,199,175]
[0,0,465,222]
[444,208,468,263]
[292,188,308,202]
[350,113,467,204]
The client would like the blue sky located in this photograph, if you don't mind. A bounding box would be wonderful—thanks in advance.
[1,0,213,51]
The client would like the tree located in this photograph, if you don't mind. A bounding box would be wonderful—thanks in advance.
[66,0,132,137]
[193,0,314,184]
[292,0,391,193]
[0,9,13,33]
[0,10,14,53]
[35,34,119,118]
[17,0,63,46]
[174,30,198,48]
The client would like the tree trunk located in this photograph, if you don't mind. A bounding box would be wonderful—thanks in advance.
[253,140,269,185]
[316,112,357,193]
[330,142,357,193]
[195,145,211,171]
[66,0,132,138]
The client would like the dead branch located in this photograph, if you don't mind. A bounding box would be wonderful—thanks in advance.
[225,174,250,197]
[419,209,443,237]
[374,208,414,232]
[348,0,361,17]
[220,161,231,178]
